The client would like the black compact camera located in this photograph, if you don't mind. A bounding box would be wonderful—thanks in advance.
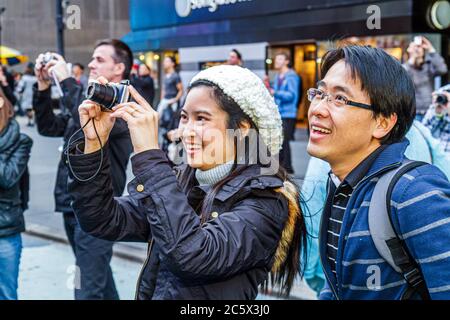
[436,93,448,106]
[86,80,131,110]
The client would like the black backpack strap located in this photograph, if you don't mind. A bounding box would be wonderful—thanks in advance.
[385,161,430,300]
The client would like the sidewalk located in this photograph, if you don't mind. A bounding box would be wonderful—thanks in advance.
[19,234,141,300]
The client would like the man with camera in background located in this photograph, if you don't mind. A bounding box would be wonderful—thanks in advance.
[423,84,450,155]
[32,39,133,300]
[403,36,448,121]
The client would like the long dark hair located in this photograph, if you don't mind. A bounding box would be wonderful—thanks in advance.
[178,79,308,296]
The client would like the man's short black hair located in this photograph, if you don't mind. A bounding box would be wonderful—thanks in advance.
[320,45,416,145]
[231,49,242,61]
[95,39,133,79]
[73,62,84,70]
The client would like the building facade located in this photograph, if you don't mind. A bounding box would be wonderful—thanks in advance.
[1,0,130,71]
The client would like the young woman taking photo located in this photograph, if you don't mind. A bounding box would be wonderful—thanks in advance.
[67,65,307,300]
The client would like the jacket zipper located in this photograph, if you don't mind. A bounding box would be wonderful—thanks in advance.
[134,239,154,300]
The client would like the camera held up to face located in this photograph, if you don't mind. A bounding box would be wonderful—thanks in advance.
[86,80,131,110]
[436,93,448,106]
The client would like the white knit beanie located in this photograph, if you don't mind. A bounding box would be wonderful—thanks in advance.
[190,65,283,155]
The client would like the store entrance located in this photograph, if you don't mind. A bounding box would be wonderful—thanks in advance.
[267,43,317,127]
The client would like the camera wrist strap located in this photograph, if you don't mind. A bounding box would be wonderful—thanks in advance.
[65,118,105,183]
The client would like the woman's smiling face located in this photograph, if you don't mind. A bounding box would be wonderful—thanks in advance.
[179,86,236,171]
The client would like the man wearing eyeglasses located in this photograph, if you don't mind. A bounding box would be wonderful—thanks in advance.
[306,45,450,300]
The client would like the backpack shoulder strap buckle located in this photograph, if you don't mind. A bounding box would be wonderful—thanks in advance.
[403,268,424,288]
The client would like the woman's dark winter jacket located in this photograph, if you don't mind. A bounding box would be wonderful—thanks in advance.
[67,145,300,300]
[32,77,132,212]
[0,119,33,238]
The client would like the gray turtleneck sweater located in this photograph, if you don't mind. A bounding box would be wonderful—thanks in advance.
[195,161,234,186]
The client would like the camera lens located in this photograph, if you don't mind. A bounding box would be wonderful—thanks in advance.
[436,94,448,105]
[86,82,118,110]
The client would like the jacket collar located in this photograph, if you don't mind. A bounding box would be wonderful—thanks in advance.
[188,164,284,202]
[364,139,410,178]
[278,69,296,79]
[325,139,409,190]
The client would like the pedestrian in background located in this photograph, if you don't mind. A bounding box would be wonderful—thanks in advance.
[423,84,450,154]
[0,87,33,300]
[15,64,37,125]
[157,56,183,152]
[403,36,447,121]
[131,63,155,106]
[12,72,23,116]
[270,52,301,174]
[227,49,243,66]
[72,63,88,91]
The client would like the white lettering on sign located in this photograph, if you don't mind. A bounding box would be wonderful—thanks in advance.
[175,0,253,18]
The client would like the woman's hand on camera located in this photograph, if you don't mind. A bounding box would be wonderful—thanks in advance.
[78,77,116,154]
[111,86,159,154]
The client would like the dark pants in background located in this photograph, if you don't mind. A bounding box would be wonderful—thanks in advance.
[280,118,297,174]
[63,212,119,300]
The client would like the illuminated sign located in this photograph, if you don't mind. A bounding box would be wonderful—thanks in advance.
[175,0,253,17]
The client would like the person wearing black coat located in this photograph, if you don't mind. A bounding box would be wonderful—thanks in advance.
[32,40,134,300]
[67,66,308,300]
[130,63,155,107]
[0,88,33,300]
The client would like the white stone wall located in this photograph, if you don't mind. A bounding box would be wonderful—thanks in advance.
[0,0,130,71]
